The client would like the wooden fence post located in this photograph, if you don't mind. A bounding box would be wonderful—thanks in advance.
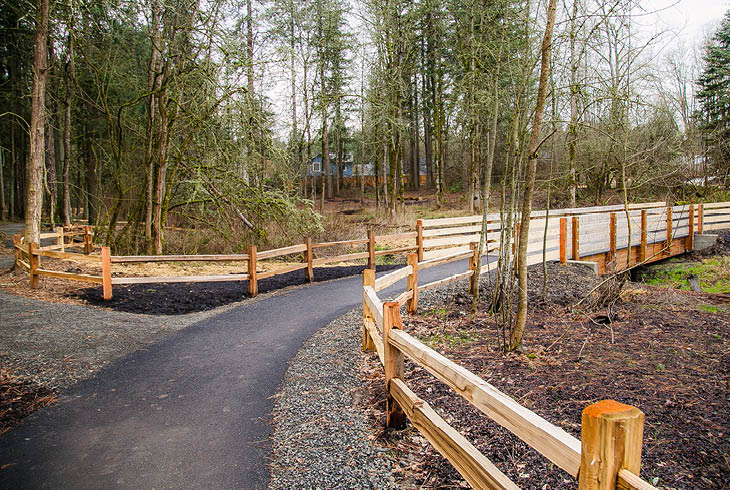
[416,219,424,262]
[56,226,65,252]
[687,204,695,251]
[362,269,375,352]
[101,246,112,300]
[83,225,93,254]
[608,213,617,269]
[383,301,406,429]
[406,252,419,313]
[572,217,580,261]
[664,207,672,256]
[367,228,376,270]
[248,245,258,296]
[698,203,704,234]
[305,237,314,283]
[559,217,567,264]
[578,400,645,490]
[640,210,647,262]
[28,242,40,289]
[12,235,21,274]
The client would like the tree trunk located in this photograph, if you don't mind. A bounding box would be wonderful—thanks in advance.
[568,0,578,207]
[26,0,49,244]
[145,0,162,246]
[511,0,557,352]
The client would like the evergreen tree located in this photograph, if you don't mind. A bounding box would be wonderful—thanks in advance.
[697,10,730,177]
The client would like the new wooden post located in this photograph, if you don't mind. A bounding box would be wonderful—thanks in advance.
[305,237,314,283]
[83,225,93,254]
[687,204,695,251]
[12,235,21,274]
[416,219,424,262]
[578,400,645,490]
[664,207,672,256]
[248,245,258,296]
[367,228,376,270]
[101,246,112,300]
[406,253,418,313]
[698,203,704,234]
[56,226,65,252]
[28,242,40,289]
[383,301,406,429]
[559,217,567,264]
[572,216,580,261]
[608,213,617,268]
[362,269,376,352]
[640,210,647,262]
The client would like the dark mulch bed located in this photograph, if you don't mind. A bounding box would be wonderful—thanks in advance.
[71,264,402,315]
[364,263,729,489]
[0,370,56,436]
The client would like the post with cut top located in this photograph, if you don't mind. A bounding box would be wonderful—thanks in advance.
[28,242,40,289]
[572,216,580,261]
[83,225,93,254]
[406,252,419,313]
[664,207,672,256]
[559,217,567,264]
[362,268,375,352]
[101,246,113,300]
[578,399,645,490]
[383,302,406,429]
[305,237,314,283]
[367,228,376,270]
[687,204,695,251]
[248,245,258,296]
[640,210,647,262]
[608,212,617,269]
[56,226,65,252]
[416,219,424,262]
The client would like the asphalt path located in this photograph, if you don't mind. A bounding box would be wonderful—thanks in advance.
[0,255,494,490]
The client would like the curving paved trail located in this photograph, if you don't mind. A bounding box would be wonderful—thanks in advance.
[0,251,490,489]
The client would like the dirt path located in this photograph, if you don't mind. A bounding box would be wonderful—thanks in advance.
[0,243,487,489]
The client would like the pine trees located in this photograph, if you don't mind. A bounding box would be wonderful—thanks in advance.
[697,10,730,177]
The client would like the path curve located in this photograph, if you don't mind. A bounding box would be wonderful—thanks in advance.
[0,251,487,489]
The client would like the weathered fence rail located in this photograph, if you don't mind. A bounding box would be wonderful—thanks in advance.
[361,247,660,489]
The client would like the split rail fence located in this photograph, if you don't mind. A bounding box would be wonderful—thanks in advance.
[361,200,730,489]
[13,201,730,302]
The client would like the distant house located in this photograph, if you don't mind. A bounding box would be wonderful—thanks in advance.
[306,153,354,177]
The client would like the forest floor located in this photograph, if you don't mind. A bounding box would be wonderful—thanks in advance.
[362,232,730,490]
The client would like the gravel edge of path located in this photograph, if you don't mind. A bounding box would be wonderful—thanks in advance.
[269,307,398,490]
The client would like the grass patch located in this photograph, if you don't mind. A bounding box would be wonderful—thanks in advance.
[641,256,730,293]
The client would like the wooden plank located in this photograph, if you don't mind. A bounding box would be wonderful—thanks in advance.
[423,234,481,248]
[256,263,309,279]
[700,201,730,209]
[394,289,413,307]
[375,231,418,241]
[420,215,484,227]
[419,249,474,271]
[389,379,520,490]
[111,254,249,263]
[617,469,659,490]
[36,249,103,263]
[39,244,65,251]
[388,328,582,477]
[422,246,471,261]
[112,274,250,285]
[312,251,370,266]
[374,245,418,256]
[374,266,413,292]
[422,224,500,238]
[36,269,103,284]
[17,260,30,271]
[700,214,730,224]
[418,270,474,293]
[256,244,307,260]
[311,238,369,248]
[363,286,384,330]
[364,318,384,365]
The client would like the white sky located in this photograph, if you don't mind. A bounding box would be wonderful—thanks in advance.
[639,0,729,47]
